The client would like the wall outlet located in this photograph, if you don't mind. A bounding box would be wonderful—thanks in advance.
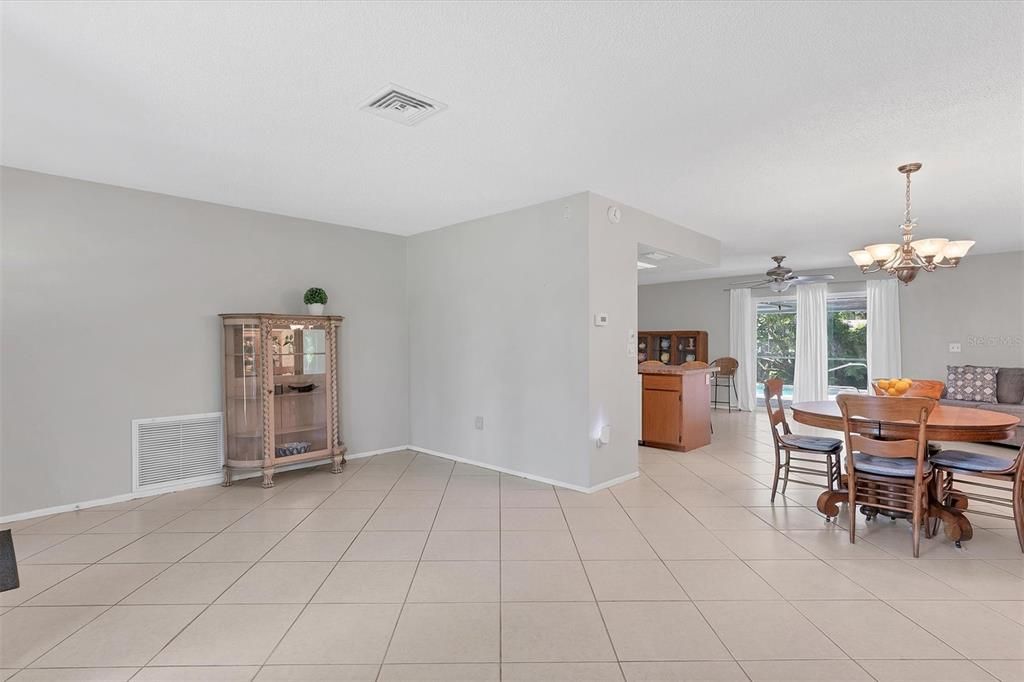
[949,343,962,353]
[474,416,484,430]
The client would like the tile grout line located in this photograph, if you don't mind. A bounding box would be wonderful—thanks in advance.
[128,461,367,677]
[662,421,922,681]
[554,489,627,680]
[5,414,1023,677]
[373,452,455,681]
[228,454,411,678]
[13,501,202,672]
[605,478,750,681]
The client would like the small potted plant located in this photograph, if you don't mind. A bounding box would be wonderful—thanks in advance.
[303,287,328,315]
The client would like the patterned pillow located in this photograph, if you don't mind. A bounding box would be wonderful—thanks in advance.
[946,365,999,404]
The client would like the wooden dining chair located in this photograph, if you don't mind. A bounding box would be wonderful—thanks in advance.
[870,380,946,459]
[836,394,936,557]
[931,443,1024,552]
[764,379,842,503]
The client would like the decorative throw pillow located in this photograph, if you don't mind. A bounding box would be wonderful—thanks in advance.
[946,365,999,404]
[996,367,1024,404]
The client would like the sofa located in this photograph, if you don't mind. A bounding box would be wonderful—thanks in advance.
[940,366,1024,447]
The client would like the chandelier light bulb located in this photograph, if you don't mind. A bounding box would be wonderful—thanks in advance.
[848,250,874,267]
[942,240,975,260]
[909,238,949,259]
[865,243,899,263]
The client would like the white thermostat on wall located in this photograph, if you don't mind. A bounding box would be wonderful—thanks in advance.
[594,313,609,326]
[606,205,621,223]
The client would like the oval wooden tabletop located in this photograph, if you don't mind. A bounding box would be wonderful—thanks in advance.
[791,400,1020,442]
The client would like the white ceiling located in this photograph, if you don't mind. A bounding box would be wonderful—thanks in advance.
[3,1,1021,281]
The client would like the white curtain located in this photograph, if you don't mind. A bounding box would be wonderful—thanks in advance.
[867,279,902,385]
[794,283,828,403]
[728,288,756,411]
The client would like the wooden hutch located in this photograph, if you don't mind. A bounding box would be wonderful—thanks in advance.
[220,313,346,487]
[637,330,708,365]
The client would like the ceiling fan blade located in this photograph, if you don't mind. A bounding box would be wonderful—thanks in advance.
[729,278,772,286]
[789,274,836,283]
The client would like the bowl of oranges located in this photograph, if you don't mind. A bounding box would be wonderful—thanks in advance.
[873,378,913,396]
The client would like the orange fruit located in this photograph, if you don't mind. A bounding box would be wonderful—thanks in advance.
[887,387,898,396]
[878,380,890,390]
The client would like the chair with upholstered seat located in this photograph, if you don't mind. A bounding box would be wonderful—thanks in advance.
[837,394,936,557]
[764,379,842,503]
[931,443,1024,552]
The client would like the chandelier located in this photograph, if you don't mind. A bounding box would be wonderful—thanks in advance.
[848,163,974,284]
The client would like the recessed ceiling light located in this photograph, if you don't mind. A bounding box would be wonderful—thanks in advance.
[637,261,657,270]
[641,251,671,261]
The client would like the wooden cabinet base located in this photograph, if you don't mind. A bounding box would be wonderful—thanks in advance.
[640,367,714,452]
[222,449,347,488]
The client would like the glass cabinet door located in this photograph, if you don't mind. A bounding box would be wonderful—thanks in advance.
[224,322,265,466]
[657,335,673,364]
[271,324,328,459]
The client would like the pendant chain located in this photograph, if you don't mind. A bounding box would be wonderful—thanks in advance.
[904,171,913,227]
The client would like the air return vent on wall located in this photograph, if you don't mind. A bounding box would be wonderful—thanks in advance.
[133,413,223,492]
[360,84,447,126]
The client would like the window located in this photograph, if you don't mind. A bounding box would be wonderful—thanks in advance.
[827,294,867,392]
[756,298,796,401]
[755,292,868,403]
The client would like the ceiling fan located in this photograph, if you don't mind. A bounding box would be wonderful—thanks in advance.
[729,256,835,292]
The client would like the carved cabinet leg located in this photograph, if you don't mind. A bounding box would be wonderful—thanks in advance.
[222,468,233,487]
[331,454,344,474]
[262,468,275,488]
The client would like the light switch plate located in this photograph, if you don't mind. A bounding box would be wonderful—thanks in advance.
[474,416,484,430]
[949,343,961,353]
[594,313,609,326]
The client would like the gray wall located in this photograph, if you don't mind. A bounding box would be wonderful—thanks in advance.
[639,251,1024,382]
[1,168,410,515]
[899,251,1024,377]
[584,193,720,486]
[407,194,592,487]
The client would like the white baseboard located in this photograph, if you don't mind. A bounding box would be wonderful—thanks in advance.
[407,445,639,493]
[346,445,413,460]
[0,445,412,524]
[0,444,634,523]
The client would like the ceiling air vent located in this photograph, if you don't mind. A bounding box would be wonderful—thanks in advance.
[360,84,446,126]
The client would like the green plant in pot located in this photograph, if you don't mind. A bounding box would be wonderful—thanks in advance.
[303,287,328,315]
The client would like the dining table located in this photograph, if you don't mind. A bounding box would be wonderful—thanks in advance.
[790,400,1020,543]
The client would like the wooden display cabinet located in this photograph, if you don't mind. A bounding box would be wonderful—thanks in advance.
[220,313,346,487]
[637,330,708,365]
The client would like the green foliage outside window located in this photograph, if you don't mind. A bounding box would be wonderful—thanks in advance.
[756,303,867,391]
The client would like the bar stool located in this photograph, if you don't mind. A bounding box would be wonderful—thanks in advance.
[710,357,739,412]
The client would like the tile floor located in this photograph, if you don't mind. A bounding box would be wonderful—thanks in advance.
[1,411,1022,681]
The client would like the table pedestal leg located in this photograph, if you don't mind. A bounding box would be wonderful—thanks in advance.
[816,490,973,544]
[817,489,845,519]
